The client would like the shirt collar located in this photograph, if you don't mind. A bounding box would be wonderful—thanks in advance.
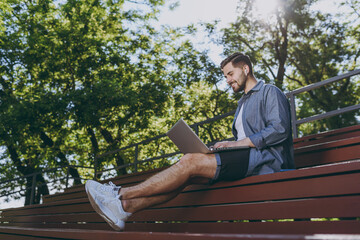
[247,80,264,95]
[237,80,264,104]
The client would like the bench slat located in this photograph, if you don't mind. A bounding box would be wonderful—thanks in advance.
[1,196,359,225]
[130,195,360,222]
[42,159,360,204]
[42,169,163,204]
[159,172,360,208]
[294,137,360,168]
[3,162,360,217]
[3,172,360,218]
[0,233,53,240]
[1,223,360,238]
[293,124,360,144]
[125,221,360,234]
[2,160,359,237]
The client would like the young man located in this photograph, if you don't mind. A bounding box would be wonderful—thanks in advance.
[85,52,295,231]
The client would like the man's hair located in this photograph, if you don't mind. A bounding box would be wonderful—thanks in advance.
[220,52,253,75]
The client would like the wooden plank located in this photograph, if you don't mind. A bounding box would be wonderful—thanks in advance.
[1,226,360,240]
[295,144,360,168]
[57,126,359,196]
[42,191,86,204]
[2,127,360,239]
[295,136,360,153]
[188,159,360,192]
[44,173,151,203]
[0,212,103,224]
[43,125,360,202]
[129,195,360,222]
[294,130,360,148]
[125,221,360,234]
[1,200,92,217]
[43,159,360,208]
[43,160,360,209]
[3,162,360,217]
[63,168,164,194]
[3,197,88,211]
[42,158,360,205]
[293,124,360,144]
[2,196,359,226]
[157,172,360,208]
[0,232,55,240]
[42,168,164,204]
[0,222,112,230]
[42,169,163,204]
[4,172,360,218]
[2,173,360,223]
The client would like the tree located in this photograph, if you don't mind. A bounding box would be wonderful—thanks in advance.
[0,0,230,205]
[220,0,360,136]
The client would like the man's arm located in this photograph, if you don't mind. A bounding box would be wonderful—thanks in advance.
[248,86,291,150]
[214,86,291,150]
[213,137,255,149]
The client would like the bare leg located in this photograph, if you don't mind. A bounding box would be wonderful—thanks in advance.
[123,188,182,213]
[123,177,211,213]
[120,153,217,200]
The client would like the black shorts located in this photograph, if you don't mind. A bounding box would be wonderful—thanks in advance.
[210,148,250,184]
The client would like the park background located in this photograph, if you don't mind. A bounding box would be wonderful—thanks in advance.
[0,0,359,209]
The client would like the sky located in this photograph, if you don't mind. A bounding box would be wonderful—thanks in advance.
[158,0,239,28]
[0,0,347,210]
[155,0,239,65]
[153,0,342,65]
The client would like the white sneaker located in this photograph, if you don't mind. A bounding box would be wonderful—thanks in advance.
[85,180,121,198]
[85,180,132,231]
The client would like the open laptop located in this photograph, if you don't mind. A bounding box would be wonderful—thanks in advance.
[166,118,249,154]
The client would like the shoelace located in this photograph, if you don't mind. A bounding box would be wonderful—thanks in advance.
[100,181,115,192]
[101,181,121,198]
[105,181,117,189]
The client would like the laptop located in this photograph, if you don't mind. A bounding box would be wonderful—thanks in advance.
[166,118,249,154]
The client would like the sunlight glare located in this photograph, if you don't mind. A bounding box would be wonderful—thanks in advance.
[253,0,279,19]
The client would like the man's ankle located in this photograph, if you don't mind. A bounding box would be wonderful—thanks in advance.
[121,199,131,213]
[118,188,122,198]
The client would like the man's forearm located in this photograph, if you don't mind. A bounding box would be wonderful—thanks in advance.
[214,137,255,148]
[237,137,255,147]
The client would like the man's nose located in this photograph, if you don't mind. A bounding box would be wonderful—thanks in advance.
[226,77,231,84]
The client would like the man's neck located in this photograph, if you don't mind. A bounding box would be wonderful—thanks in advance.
[244,76,258,94]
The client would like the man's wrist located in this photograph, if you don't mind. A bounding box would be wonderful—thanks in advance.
[236,137,255,148]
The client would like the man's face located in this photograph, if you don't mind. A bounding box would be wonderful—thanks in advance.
[222,62,247,93]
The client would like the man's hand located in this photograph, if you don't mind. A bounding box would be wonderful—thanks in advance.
[213,137,255,149]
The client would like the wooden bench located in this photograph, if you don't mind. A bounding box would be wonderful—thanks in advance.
[39,125,360,205]
[1,126,360,240]
[294,125,360,168]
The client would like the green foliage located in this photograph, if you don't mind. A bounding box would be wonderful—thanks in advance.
[220,0,360,136]
[1,0,359,207]
[0,0,232,204]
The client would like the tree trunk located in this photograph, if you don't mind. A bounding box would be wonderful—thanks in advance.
[40,131,82,185]
[7,144,49,205]
[100,128,127,176]
[87,128,102,179]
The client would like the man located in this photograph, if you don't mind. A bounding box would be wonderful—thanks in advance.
[85,52,295,231]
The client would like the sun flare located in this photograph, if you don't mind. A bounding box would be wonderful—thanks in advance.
[253,0,279,19]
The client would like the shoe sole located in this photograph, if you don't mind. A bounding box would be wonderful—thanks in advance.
[85,181,124,231]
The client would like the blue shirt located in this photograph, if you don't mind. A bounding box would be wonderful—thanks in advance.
[232,81,295,176]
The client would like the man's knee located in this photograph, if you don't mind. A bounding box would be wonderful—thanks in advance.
[178,153,217,178]
[177,153,196,170]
